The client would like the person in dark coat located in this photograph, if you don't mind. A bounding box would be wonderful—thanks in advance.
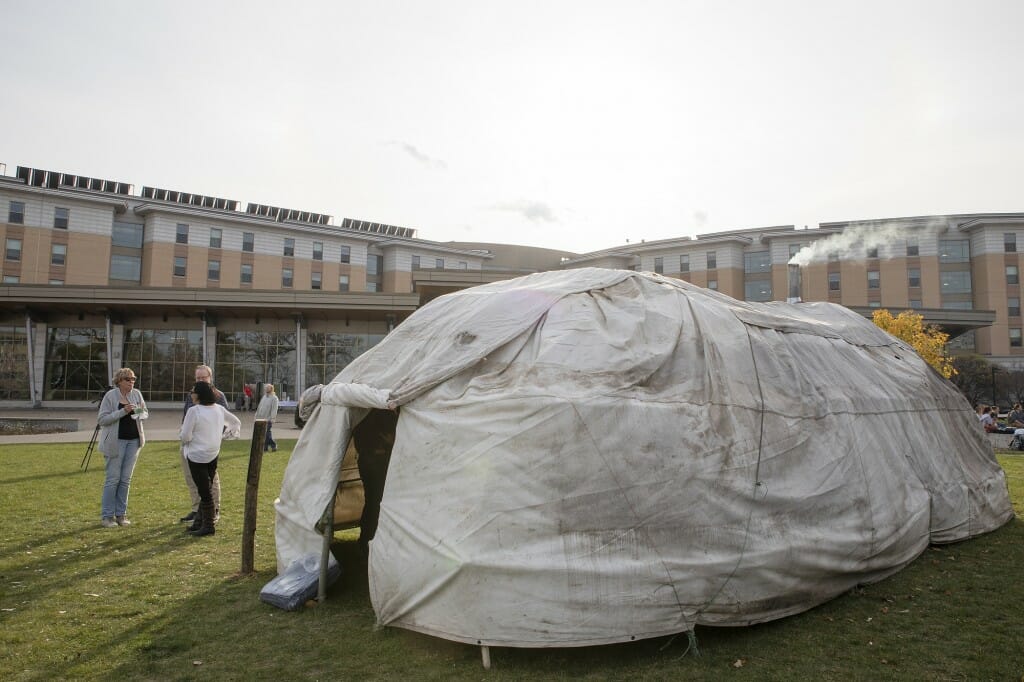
[351,408,399,553]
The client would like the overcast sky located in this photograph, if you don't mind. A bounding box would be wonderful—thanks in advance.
[1,1,1022,253]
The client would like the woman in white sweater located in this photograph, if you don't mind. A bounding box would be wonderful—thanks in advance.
[97,367,148,528]
[179,381,241,537]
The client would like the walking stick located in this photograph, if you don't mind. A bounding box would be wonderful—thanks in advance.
[80,423,100,472]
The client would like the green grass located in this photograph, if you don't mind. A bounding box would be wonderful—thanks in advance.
[1,442,1022,681]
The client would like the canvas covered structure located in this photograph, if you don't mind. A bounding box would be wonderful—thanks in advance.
[271,267,1013,647]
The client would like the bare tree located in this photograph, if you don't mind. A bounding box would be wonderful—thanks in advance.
[1000,361,1024,406]
[950,355,991,408]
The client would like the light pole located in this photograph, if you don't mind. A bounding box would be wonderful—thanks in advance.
[991,365,1000,406]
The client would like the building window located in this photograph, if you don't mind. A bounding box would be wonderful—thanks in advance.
[51,243,67,266]
[828,272,841,291]
[788,243,802,259]
[241,263,253,284]
[283,238,295,257]
[1006,233,1017,253]
[1008,265,1019,285]
[122,328,204,401]
[1012,329,1023,348]
[110,254,142,282]
[867,246,878,259]
[173,256,187,277]
[209,228,222,249]
[744,251,771,273]
[0,324,31,399]
[680,255,689,272]
[412,255,420,269]
[54,207,69,229]
[43,326,109,400]
[311,272,322,290]
[339,274,349,292]
[366,282,379,292]
[6,238,22,261]
[3,275,19,283]
[940,270,972,294]
[313,241,323,261]
[112,221,144,248]
[706,251,717,270]
[242,232,254,252]
[339,245,351,263]
[827,251,839,262]
[367,255,383,276]
[908,268,921,288]
[305,331,383,386]
[744,281,772,302]
[208,260,220,281]
[175,223,189,244]
[867,270,880,289]
[707,279,718,291]
[459,261,467,270]
[654,256,664,274]
[8,201,25,224]
[910,299,923,309]
[942,301,973,310]
[282,268,293,288]
[49,279,63,285]
[939,239,969,263]
[436,258,444,269]
[1010,298,1021,317]
[906,238,919,257]
[869,301,881,308]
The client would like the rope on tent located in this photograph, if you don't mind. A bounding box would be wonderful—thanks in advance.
[691,322,769,622]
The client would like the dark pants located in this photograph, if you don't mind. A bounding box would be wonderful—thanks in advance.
[357,451,390,549]
[265,424,277,451]
[187,457,219,507]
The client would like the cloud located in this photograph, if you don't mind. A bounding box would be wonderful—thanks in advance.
[489,199,557,223]
[388,141,447,170]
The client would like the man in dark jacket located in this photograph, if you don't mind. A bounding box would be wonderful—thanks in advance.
[351,408,399,553]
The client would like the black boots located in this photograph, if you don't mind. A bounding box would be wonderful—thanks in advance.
[189,501,216,537]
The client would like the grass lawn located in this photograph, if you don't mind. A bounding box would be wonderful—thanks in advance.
[1,441,1022,681]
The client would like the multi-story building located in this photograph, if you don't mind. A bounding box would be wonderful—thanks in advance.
[0,165,572,406]
[2,162,1021,407]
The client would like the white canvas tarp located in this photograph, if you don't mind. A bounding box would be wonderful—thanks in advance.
[272,268,1013,647]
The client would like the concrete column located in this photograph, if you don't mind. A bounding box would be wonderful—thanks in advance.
[25,315,47,407]
[107,316,125,374]
[204,318,218,378]
[294,316,306,401]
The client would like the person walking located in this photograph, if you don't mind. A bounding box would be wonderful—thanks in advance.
[180,381,241,537]
[254,383,280,452]
[97,368,148,528]
[180,365,228,525]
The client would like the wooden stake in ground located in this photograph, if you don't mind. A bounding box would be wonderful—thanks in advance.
[241,418,268,575]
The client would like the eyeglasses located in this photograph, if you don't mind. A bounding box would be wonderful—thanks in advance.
[123,377,137,382]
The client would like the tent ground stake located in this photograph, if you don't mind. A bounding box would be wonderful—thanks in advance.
[480,645,491,669]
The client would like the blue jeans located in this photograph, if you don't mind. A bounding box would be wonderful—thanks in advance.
[101,439,140,518]
[265,424,277,451]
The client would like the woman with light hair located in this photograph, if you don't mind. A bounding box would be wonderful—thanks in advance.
[254,383,280,452]
[96,367,148,528]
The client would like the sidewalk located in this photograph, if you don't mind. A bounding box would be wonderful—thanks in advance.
[0,407,302,444]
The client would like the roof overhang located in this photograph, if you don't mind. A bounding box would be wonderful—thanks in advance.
[847,306,996,339]
[0,285,420,322]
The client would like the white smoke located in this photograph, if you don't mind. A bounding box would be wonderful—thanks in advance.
[788,219,948,267]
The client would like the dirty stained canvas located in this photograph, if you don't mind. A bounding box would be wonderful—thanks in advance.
[271,268,1013,647]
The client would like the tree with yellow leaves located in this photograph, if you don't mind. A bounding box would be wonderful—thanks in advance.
[872,309,956,379]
